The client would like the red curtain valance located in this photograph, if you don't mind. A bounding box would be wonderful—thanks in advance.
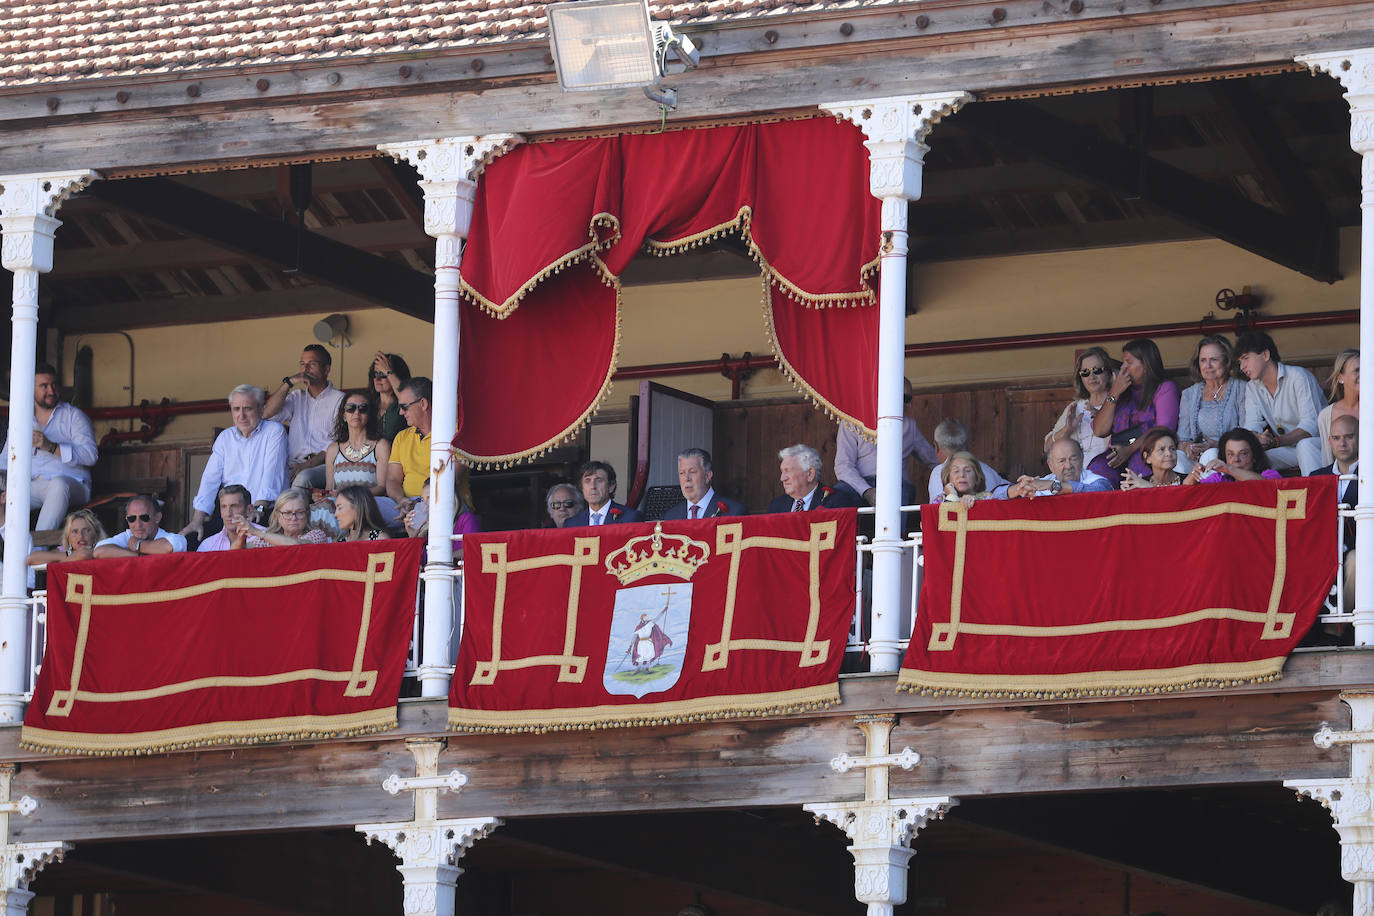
[455,117,881,466]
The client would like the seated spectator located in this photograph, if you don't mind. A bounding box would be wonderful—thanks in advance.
[370,352,412,442]
[95,495,187,557]
[334,486,393,541]
[0,363,98,531]
[196,485,252,552]
[1044,347,1116,470]
[27,508,105,566]
[1121,427,1184,489]
[404,477,483,539]
[233,488,331,548]
[1299,348,1359,475]
[1092,337,1180,487]
[565,460,644,526]
[321,391,397,533]
[264,343,346,489]
[927,419,1009,502]
[835,378,937,506]
[1000,438,1111,498]
[1235,330,1325,473]
[388,377,446,514]
[1313,415,1358,619]
[1177,335,1246,473]
[182,384,288,540]
[662,448,747,519]
[1185,428,1282,484]
[935,452,994,508]
[767,444,863,512]
[545,483,584,528]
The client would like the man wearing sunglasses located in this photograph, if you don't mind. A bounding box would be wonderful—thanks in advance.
[387,377,449,514]
[545,483,585,528]
[834,377,937,507]
[264,344,346,490]
[95,495,187,558]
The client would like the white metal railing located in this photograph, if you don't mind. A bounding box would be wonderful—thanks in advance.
[1319,473,1358,625]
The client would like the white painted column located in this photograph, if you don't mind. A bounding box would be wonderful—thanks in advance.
[805,715,957,916]
[359,739,502,916]
[820,96,971,671]
[1299,50,1374,645]
[1288,692,1374,916]
[0,172,95,720]
[379,137,522,698]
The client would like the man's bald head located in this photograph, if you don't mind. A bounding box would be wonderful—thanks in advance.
[1331,414,1359,466]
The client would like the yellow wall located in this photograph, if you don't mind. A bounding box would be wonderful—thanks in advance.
[65,227,1361,446]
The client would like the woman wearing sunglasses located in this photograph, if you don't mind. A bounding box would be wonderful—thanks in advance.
[1176,334,1245,473]
[369,351,412,443]
[1044,346,1116,471]
[319,392,397,532]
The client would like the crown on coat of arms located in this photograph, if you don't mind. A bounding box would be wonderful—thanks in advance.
[604,523,710,585]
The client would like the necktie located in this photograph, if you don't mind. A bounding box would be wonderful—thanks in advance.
[792,498,805,512]
[689,505,699,519]
[592,512,601,526]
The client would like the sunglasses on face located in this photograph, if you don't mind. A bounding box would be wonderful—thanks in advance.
[125,513,152,524]
[1078,367,1106,377]
[550,500,578,510]
[398,399,421,412]
[370,371,389,380]
[344,403,370,414]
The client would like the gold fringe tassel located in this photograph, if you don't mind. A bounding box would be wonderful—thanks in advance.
[895,660,1287,701]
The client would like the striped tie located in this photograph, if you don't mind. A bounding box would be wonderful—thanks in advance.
[792,498,805,512]
[689,505,699,519]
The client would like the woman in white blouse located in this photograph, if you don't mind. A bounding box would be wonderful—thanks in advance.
[1045,346,1115,469]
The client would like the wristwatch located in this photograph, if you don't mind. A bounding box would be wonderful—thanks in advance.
[1049,480,1063,495]
[282,376,293,387]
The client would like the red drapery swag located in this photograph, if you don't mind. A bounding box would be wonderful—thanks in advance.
[456,117,881,466]
[449,510,857,732]
[22,539,422,756]
[899,478,1337,699]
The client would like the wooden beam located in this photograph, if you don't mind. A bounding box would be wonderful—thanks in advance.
[84,178,435,321]
[910,217,1206,261]
[52,287,386,334]
[954,101,1342,282]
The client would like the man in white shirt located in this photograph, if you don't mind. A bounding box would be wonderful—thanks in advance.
[834,378,937,507]
[996,438,1111,498]
[196,485,253,552]
[0,363,98,530]
[926,418,1010,501]
[181,385,289,541]
[1236,331,1325,472]
[95,495,187,557]
[264,344,346,489]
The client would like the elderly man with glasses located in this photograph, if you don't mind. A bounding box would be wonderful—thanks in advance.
[95,495,187,558]
[545,483,585,528]
[180,384,289,542]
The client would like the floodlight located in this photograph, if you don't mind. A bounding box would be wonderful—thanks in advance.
[548,0,700,107]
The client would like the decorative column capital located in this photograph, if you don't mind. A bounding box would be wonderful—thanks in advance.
[378,135,523,243]
[0,170,97,272]
[0,765,69,916]
[820,93,972,205]
[1288,692,1374,885]
[806,796,958,849]
[1297,48,1374,156]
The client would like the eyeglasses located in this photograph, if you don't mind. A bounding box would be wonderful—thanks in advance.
[398,399,422,412]
[550,500,579,510]
[344,403,370,414]
[125,513,152,524]
[370,371,389,380]
[278,509,307,519]
[1078,367,1106,377]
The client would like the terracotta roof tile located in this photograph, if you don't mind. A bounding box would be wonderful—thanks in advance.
[0,0,905,88]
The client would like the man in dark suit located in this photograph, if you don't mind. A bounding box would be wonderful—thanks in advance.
[662,448,747,520]
[767,444,863,513]
[564,460,644,527]
[1311,413,1357,642]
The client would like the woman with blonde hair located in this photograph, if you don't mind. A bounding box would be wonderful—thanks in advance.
[1045,346,1116,469]
[935,451,994,509]
[1298,348,1358,474]
[27,508,106,565]
[232,488,331,548]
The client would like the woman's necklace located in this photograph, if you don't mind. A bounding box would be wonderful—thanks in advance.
[1204,380,1227,402]
[341,440,374,462]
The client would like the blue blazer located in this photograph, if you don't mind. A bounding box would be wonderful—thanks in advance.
[661,494,748,520]
[564,501,645,528]
[766,485,862,514]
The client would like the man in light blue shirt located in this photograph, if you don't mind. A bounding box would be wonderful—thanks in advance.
[995,438,1111,498]
[180,385,288,541]
[95,494,187,557]
[1236,331,1325,472]
[0,363,98,530]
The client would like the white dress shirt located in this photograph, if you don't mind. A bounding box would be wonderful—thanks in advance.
[684,487,718,518]
[588,504,608,526]
[1242,362,1325,439]
[277,383,346,463]
[835,419,937,495]
[192,419,290,515]
[97,527,187,553]
[0,401,98,488]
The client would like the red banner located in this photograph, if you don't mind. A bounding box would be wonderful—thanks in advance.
[900,478,1337,698]
[23,539,422,755]
[449,510,857,732]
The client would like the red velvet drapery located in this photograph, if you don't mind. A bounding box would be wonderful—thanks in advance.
[456,117,881,466]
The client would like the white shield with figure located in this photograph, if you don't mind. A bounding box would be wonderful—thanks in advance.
[603,583,693,698]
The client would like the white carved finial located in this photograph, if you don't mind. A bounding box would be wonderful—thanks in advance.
[0,170,98,274]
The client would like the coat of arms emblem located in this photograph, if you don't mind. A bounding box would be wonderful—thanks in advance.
[601,523,709,698]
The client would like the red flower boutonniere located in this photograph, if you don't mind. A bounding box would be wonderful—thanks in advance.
[712,501,729,517]
[609,506,624,520]
[820,486,834,505]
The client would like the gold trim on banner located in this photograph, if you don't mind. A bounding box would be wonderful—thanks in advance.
[701,520,837,671]
[929,490,1305,651]
[45,552,396,718]
[448,683,839,733]
[20,708,397,757]
[896,658,1286,699]
[468,537,600,686]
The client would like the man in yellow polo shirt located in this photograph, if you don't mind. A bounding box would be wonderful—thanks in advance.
[386,377,436,514]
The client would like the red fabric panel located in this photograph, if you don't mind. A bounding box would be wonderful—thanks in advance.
[769,284,879,430]
[23,539,422,755]
[900,478,1337,697]
[449,510,857,731]
[456,261,617,464]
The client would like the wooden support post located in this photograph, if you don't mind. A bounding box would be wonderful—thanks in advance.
[378,135,522,698]
[805,715,957,916]
[0,170,96,721]
[819,94,971,672]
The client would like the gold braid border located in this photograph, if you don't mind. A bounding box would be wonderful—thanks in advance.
[447,683,839,734]
[19,707,397,757]
[895,657,1287,700]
